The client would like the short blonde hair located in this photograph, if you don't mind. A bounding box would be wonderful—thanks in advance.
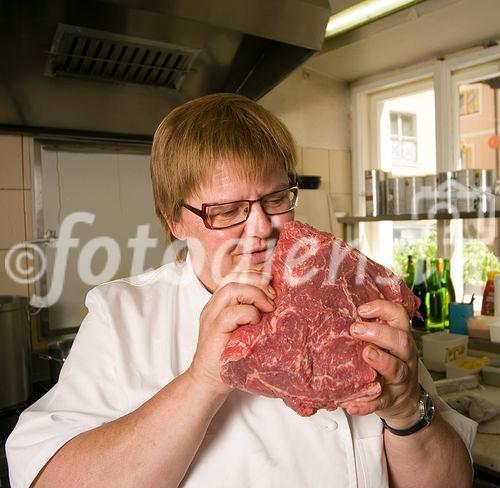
[150,93,297,241]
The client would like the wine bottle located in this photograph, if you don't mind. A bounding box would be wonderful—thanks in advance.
[441,258,456,327]
[437,258,450,328]
[442,258,456,302]
[411,259,427,329]
[405,255,415,288]
[425,259,446,330]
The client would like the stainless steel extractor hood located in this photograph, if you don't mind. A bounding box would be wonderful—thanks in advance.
[0,0,331,139]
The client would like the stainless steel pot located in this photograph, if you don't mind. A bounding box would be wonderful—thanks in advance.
[0,296,32,410]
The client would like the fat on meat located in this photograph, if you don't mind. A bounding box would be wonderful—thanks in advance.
[220,220,420,416]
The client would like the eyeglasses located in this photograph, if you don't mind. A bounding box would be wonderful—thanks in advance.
[182,186,299,230]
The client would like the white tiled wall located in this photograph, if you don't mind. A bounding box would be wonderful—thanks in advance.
[0,134,33,295]
[0,190,25,249]
[300,146,353,237]
[1,134,23,188]
[260,68,352,238]
[0,134,43,349]
[302,147,330,191]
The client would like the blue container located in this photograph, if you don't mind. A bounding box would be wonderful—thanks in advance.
[449,302,473,335]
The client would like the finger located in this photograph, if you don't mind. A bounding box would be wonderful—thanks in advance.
[215,304,262,334]
[361,346,412,385]
[343,394,392,416]
[350,321,416,362]
[206,282,275,320]
[339,388,382,409]
[219,271,275,299]
[357,300,410,332]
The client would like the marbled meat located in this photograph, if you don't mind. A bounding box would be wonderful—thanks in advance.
[220,221,420,416]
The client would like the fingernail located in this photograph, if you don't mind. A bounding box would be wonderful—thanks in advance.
[267,286,276,296]
[366,347,379,361]
[358,304,371,314]
[352,322,367,335]
[266,296,275,307]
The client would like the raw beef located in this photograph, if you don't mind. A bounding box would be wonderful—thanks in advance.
[220,220,420,416]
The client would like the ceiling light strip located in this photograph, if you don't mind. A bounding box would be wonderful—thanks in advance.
[325,0,422,38]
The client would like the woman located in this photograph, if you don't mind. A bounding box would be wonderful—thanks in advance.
[7,94,476,488]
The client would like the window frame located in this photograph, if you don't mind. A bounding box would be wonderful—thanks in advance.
[350,42,500,299]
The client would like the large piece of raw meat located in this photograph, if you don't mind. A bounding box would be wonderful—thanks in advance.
[220,221,420,416]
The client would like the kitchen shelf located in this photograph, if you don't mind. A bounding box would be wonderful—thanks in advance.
[337,210,500,224]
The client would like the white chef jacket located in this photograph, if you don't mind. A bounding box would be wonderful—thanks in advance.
[6,255,477,488]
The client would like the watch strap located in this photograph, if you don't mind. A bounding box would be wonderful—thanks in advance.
[381,415,429,436]
[381,387,435,437]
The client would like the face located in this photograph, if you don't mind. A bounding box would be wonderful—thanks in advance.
[171,161,294,292]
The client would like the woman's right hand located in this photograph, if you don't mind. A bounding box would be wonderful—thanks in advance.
[187,271,276,396]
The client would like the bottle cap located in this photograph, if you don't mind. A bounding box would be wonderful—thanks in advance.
[487,271,500,281]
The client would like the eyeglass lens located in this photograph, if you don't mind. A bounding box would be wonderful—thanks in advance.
[206,188,297,229]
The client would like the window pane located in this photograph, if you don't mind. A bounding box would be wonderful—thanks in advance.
[392,223,437,277]
[383,94,433,170]
[459,92,465,116]
[390,112,399,135]
[467,89,479,114]
[391,138,402,160]
[460,86,481,116]
[401,114,416,137]
[457,77,499,308]
[402,140,417,162]
[372,87,436,281]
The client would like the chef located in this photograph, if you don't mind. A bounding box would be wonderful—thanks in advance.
[7,93,477,488]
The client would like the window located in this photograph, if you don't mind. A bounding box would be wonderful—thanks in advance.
[351,46,500,308]
[392,223,437,278]
[357,81,436,269]
[459,86,480,116]
[455,72,500,308]
[390,112,418,164]
[459,141,474,168]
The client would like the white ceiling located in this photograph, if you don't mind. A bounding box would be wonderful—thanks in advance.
[306,0,500,82]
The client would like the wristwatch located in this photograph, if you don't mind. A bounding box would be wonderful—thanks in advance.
[381,386,435,436]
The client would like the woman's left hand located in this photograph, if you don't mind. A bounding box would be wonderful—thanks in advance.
[342,299,422,426]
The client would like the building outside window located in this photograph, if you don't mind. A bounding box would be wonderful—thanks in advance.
[390,111,418,164]
[455,76,499,303]
[459,86,480,116]
[460,141,474,168]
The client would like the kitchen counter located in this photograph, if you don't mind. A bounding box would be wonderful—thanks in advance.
[439,382,500,477]
[413,327,500,475]
[470,385,500,473]
[474,433,500,472]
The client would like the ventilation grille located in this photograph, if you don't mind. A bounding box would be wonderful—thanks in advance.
[45,24,199,90]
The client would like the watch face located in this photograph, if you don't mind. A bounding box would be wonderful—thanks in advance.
[423,392,435,422]
[418,398,426,417]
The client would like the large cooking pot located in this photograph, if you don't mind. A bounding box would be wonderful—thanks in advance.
[0,296,32,410]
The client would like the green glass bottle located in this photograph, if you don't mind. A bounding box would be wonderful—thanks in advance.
[411,259,427,329]
[405,255,415,288]
[436,258,449,328]
[441,258,456,301]
[425,259,446,330]
[440,258,456,327]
